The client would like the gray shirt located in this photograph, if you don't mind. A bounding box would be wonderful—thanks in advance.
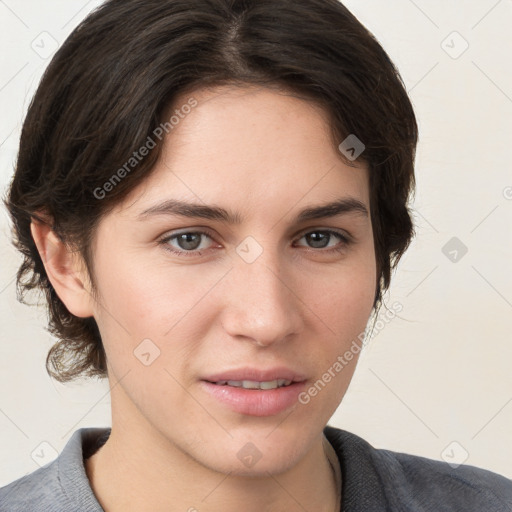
[1,425,511,511]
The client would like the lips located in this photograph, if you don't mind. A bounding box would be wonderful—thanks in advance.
[200,367,308,416]
[200,380,307,416]
[202,367,307,385]
[213,379,292,390]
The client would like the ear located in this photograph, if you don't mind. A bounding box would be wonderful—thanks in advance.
[30,216,96,318]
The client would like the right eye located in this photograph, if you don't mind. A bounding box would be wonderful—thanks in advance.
[158,230,218,257]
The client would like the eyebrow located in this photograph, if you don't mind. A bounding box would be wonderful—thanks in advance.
[137,197,369,223]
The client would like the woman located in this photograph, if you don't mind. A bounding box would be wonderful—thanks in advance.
[1,0,511,510]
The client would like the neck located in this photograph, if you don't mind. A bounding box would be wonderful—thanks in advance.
[85,413,340,512]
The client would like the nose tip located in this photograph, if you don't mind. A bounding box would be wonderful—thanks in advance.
[220,257,303,347]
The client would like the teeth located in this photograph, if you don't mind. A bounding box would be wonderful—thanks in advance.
[215,379,292,389]
[237,380,261,389]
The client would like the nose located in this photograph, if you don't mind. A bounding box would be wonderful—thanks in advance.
[219,246,304,347]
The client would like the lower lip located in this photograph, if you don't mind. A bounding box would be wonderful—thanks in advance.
[200,381,307,416]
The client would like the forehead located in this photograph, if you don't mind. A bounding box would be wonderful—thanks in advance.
[113,85,369,220]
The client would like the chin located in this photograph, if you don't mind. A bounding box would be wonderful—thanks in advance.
[189,427,312,476]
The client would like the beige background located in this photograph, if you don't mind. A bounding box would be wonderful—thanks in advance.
[1,0,511,485]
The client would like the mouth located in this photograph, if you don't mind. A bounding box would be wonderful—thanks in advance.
[200,368,307,416]
[206,379,293,390]
[202,367,307,385]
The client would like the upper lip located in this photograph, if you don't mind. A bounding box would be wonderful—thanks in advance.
[203,367,307,383]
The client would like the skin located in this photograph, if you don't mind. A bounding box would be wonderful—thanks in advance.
[31,85,377,512]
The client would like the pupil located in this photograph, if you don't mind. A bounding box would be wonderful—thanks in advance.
[308,232,329,248]
[179,233,201,250]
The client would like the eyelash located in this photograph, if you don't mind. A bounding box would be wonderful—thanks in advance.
[158,228,352,257]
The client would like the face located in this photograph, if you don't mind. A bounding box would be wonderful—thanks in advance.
[86,85,376,475]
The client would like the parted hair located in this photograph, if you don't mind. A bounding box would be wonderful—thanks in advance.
[3,0,418,382]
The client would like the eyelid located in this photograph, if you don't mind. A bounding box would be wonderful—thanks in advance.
[294,226,352,242]
[158,228,218,248]
[160,225,352,241]
[158,226,353,256]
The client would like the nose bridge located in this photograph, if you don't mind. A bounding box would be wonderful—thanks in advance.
[221,237,302,345]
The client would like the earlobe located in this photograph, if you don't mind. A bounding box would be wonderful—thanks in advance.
[30,217,96,319]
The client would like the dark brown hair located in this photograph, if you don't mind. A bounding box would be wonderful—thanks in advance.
[2,0,417,382]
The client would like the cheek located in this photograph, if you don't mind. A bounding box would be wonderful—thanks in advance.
[92,250,171,323]
[303,252,376,380]
[91,253,228,367]
[314,254,376,331]
[293,274,374,424]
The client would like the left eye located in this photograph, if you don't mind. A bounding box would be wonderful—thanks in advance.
[159,229,350,256]
[295,230,349,250]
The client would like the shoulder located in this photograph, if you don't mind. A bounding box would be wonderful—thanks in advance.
[324,425,512,511]
[379,443,512,511]
[0,427,109,512]
[0,458,64,512]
